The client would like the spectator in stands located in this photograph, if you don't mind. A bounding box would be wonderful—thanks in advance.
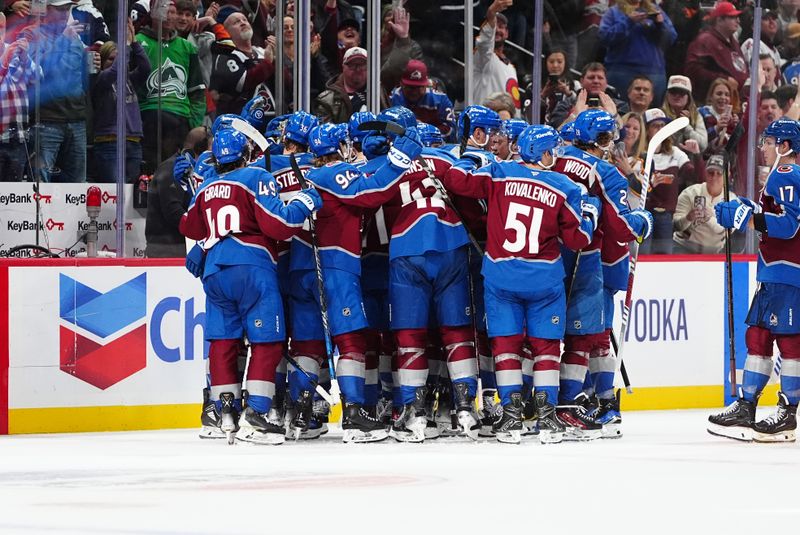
[279,15,331,104]
[91,18,150,183]
[136,0,206,174]
[473,0,521,115]
[662,0,704,79]
[316,0,359,72]
[685,2,749,104]
[758,54,781,92]
[613,111,647,190]
[379,4,424,95]
[315,46,383,124]
[741,9,783,71]
[0,12,39,182]
[672,154,743,254]
[662,75,708,153]
[389,59,455,138]
[639,108,702,255]
[627,76,655,115]
[598,0,677,102]
[775,83,800,119]
[539,49,578,124]
[174,0,217,89]
[72,0,111,47]
[777,0,800,34]
[210,8,282,118]
[779,21,800,60]
[758,91,782,134]
[145,126,210,258]
[548,62,629,128]
[483,92,516,121]
[27,0,94,182]
[698,78,741,155]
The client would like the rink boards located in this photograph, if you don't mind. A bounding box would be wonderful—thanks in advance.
[0,255,772,434]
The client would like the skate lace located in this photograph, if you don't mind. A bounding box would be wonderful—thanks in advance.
[760,406,788,426]
[719,400,743,417]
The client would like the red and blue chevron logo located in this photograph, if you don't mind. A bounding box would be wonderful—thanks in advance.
[59,273,147,389]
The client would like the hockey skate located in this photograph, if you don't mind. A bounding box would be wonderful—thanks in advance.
[199,388,225,439]
[752,392,797,443]
[453,382,480,441]
[707,390,756,442]
[556,395,602,441]
[312,398,330,436]
[478,389,501,437]
[237,407,286,445]
[341,402,389,443]
[390,387,428,443]
[218,392,240,445]
[521,396,538,436]
[288,390,325,440]
[493,393,523,444]
[423,384,442,439]
[535,391,565,444]
[433,386,460,437]
[593,390,622,439]
[376,396,393,426]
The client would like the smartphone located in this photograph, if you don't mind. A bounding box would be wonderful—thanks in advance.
[587,93,601,107]
[549,74,559,85]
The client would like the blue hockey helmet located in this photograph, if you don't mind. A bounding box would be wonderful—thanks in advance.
[418,122,444,147]
[457,105,502,140]
[762,119,800,154]
[517,125,562,166]
[559,121,576,143]
[503,119,528,144]
[308,123,347,157]
[377,106,417,131]
[574,109,618,144]
[348,111,377,143]
[211,113,241,135]
[283,111,319,146]
[213,129,250,164]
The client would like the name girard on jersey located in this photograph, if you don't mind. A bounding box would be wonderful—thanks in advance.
[504,180,557,207]
[204,183,232,202]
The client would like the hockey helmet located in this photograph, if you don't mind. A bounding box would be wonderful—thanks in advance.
[457,105,502,140]
[309,123,347,157]
[503,119,529,143]
[283,111,320,146]
[211,113,241,135]
[348,111,377,143]
[762,119,800,154]
[573,109,618,144]
[517,125,562,166]
[418,122,444,147]
[213,129,250,165]
[559,121,576,143]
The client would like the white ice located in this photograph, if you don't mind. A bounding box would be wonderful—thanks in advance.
[1,409,798,535]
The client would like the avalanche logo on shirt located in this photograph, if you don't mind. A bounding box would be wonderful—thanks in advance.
[506,78,521,109]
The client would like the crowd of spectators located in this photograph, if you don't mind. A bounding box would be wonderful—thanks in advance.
[2,0,800,256]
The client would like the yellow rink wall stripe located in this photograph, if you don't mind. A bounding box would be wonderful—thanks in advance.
[7,385,780,434]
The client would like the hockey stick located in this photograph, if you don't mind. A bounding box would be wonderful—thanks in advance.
[283,354,336,405]
[722,122,745,397]
[289,154,337,382]
[230,117,271,170]
[616,116,689,363]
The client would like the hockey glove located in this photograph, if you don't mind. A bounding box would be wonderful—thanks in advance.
[715,199,757,231]
[388,134,423,169]
[242,93,269,132]
[185,243,206,279]
[362,132,390,160]
[581,194,601,232]
[290,187,323,216]
[173,152,195,192]
[631,208,654,241]
[457,151,492,170]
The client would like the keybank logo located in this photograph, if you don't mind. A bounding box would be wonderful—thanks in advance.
[59,273,147,389]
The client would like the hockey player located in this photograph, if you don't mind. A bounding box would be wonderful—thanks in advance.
[179,128,322,445]
[708,118,800,443]
[489,118,527,161]
[360,106,478,442]
[552,109,653,440]
[347,111,377,163]
[445,124,599,444]
[418,123,445,148]
[288,122,424,443]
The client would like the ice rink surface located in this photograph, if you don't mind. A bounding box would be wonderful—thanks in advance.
[1,409,798,535]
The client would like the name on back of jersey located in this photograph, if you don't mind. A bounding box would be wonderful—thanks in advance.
[562,159,593,182]
[204,183,231,202]
[505,181,557,207]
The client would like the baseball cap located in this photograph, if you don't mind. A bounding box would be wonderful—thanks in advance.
[342,47,367,65]
[401,59,429,87]
[217,4,241,25]
[644,108,671,125]
[338,18,360,32]
[706,154,725,171]
[788,22,800,40]
[763,9,778,20]
[667,75,692,94]
[706,2,742,19]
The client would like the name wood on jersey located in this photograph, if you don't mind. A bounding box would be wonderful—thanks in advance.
[505,181,557,207]
[562,159,593,182]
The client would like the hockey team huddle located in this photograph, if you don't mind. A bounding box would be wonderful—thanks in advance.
[177,96,800,446]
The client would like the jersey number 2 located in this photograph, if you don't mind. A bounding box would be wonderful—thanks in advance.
[503,202,543,254]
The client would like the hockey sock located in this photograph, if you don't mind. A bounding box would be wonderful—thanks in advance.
[275,355,287,400]
[364,345,379,406]
[334,331,367,405]
[581,369,595,397]
[441,325,478,398]
[426,331,444,392]
[477,331,496,390]
[529,337,560,406]
[559,335,592,404]
[521,343,534,401]
[289,340,323,402]
[205,358,211,390]
[379,331,396,398]
[777,335,800,405]
[245,342,283,414]
[491,334,523,406]
[395,328,429,405]
[209,339,243,412]
[237,339,248,383]
[589,331,615,400]
[742,326,775,402]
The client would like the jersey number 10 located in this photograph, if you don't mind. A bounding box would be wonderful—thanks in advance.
[503,202,544,254]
